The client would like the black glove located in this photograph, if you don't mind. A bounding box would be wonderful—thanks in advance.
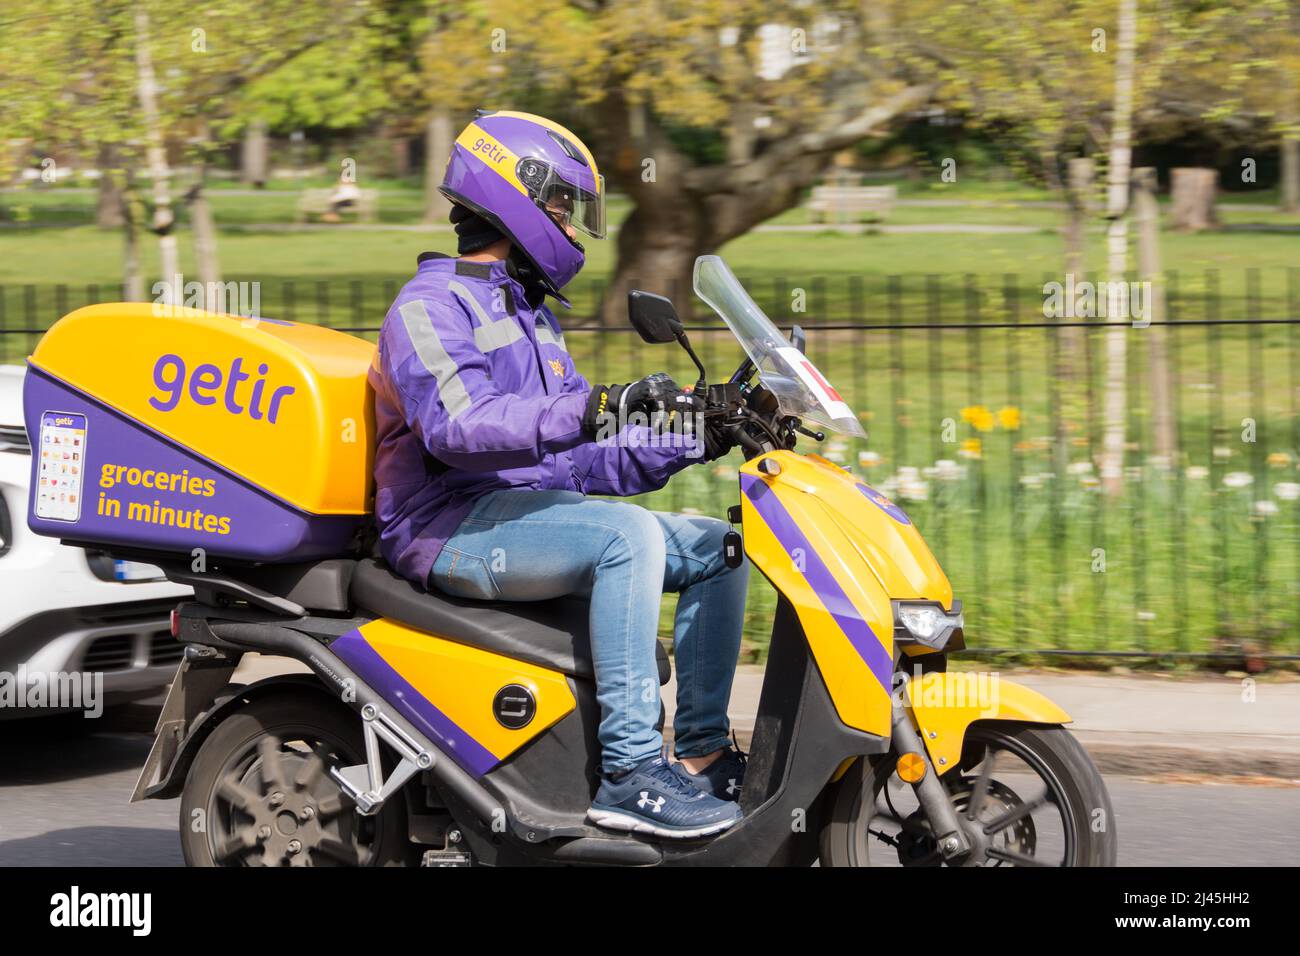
[699,417,738,462]
[583,373,682,437]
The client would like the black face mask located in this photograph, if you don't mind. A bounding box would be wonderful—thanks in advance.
[506,249,549,310]
[449,204,504,255]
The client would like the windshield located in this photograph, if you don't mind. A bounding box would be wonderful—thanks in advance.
[693,255,865,438]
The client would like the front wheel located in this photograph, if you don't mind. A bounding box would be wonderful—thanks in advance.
[820,722,1117,867]
[180,692,414,867]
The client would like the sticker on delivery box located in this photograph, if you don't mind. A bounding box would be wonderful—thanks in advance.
[35,410,87,523]
[774,347,853,422]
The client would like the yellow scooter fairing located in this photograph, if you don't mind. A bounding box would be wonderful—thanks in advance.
[332,618,577,777]
[906,672,1073,774]
[739,450,954,738]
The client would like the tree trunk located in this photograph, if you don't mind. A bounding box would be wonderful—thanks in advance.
[1169,168,1218,231]
[241,120,269,188]
[1100,0,1137,496]
[424,110,454,223]
[1133,167,1175,467]
[597,205,709,326]
[122,179,145,302]
[1281,132,1299,214]
[133,4,179,291]
[1062,157,1094,376]
[190,187,220,293]
[590,85,933,325]
[96,144,124,228]
[187,122,222,300]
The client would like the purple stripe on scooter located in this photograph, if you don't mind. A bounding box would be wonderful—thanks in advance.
[855,482,911,526]
[331,627,500,778]
[741,474,894,692]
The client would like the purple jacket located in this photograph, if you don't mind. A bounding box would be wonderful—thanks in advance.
[371,254,698,585]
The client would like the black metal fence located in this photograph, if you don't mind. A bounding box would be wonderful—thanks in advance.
[3,269,1297,661]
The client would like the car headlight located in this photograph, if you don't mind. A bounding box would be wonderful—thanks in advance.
[893,600,964,650]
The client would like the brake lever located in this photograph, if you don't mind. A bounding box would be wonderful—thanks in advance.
[794,424,825,442]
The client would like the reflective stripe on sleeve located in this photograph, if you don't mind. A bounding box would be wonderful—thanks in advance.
[397,299,473,420]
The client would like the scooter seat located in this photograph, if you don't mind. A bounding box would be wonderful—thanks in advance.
[349,558,670,684]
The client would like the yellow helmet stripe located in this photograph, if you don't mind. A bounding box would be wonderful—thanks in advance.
[490,110,602,193]
[454,123,528,195]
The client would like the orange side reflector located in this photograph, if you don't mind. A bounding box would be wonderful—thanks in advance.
[896,752,927,783]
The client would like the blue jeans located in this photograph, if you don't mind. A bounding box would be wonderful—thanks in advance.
[428,489,750,774]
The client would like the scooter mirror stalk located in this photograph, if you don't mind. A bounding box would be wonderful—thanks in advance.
[790,324,807,354]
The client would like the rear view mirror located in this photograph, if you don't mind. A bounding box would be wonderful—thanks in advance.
[627,291,682,344]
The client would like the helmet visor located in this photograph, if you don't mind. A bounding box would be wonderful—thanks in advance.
[517,158,606,239]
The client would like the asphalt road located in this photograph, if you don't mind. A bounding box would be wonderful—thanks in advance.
[1,705,1295,867]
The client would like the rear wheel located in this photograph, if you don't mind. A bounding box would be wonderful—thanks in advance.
[180,693,414,867]
[820,722,1116,867]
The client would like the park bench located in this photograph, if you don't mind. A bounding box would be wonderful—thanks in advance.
[807,184,896,223]
[295,187,379,223]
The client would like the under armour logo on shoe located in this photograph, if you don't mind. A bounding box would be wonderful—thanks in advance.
[637,791,666,814]
[726,778,742,796]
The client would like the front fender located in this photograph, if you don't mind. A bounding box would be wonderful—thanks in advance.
[907,672,1072,775]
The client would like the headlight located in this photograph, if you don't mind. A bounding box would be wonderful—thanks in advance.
[893,600,964,650]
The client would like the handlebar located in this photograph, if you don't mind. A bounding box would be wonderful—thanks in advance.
[689,356,819,460]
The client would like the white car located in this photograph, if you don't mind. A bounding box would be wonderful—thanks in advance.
[0,365,190,718]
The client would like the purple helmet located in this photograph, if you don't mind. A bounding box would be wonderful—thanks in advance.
[440,110,605,299]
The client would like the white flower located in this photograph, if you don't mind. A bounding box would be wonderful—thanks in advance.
[1185,466,1209,480]
[857,450,881,467]
[1020,474,1043,489]
[1275,482,1300,501]
[1223,472,1253,489]
[1213,447,1233,460]
[1253,500,1279,516]
[899,479,929,501]
[934,459,963,482]
[1067,461,1094,475]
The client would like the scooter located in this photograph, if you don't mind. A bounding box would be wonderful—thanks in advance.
[28,255,1115,866]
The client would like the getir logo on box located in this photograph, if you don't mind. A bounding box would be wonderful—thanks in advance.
[148,353,295,424]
